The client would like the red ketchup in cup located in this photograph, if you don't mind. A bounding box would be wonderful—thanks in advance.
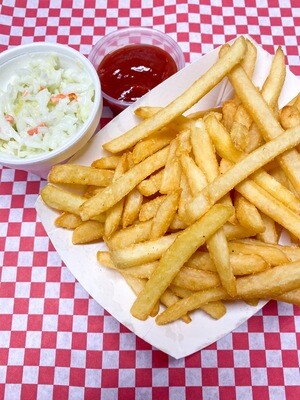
[88,28,185,114]
[97,44,178,112]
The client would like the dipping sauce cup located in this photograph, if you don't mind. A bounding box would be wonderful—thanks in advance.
[88,27,185,113]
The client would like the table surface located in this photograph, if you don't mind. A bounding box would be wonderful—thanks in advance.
[1,1,300,399]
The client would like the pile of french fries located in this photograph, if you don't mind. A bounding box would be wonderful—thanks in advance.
[41,36,300,325]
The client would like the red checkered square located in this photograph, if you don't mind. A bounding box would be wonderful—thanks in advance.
[119,351,136,369]
[102,369,118,387]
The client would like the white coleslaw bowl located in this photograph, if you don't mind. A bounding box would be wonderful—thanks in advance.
[0,42,102,178]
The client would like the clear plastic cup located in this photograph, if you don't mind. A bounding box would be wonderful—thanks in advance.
[88,27,185,113]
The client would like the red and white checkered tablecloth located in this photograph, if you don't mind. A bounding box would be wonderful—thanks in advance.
[0,1,300,399]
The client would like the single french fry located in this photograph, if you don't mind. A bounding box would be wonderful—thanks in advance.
[160,289,191,323]
[206,227,236,296]
[160,139,181,194]
[190,119,219,182]
[55,212,82,229]
[116,262,158,279]
[230,121,250,152]
[177,173,193,223]
[198,301,226,319]
[235,239,300,262]
[234,193,265,233]
[111,232,180,268]
[223,222,257,240]
[280,105,300,130]
[108,220,152,249]
[80,146,169,220]
[240,39,257,79]
[180,153,207,196]
[276,287,300,306]
[137,169,163,197]
[122,188,143,228]
[156,261,300,325]
[170,285,226,320]
[91,155,120,169]
[48,164,114,186]
[222,99,238,132]
[97,251,115,269]
[256,213,279,244]
[150,191,180,239]
[103,37,246,153]
[261,47,286,111]
[173,267,220,291]
[176,129,192,155]
[156,287,229,325]
[41,184,86,214]
[72,221,104,244]
[134,106,162,119]
[122,274,160,318]
[186,125,300,223]
[228,241,289,265]
[132,128,175,164]
[139,195,167,222]
[105,154,127,238]
[187,252,270,275]
[130,204,234,320]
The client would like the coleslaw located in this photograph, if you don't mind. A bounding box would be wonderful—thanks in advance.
[0,54,95,158]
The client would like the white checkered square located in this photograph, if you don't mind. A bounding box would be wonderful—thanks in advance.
[25,331,42,348]
[4,384,21,400]
[102,351,119,369]
[119,368,135,387]
[152,368,169,386]
[70,349,86,368]
[39,349,56,366]
[37,384,53,400]
[135,350,151,368]
[54,367,70,385]
[85,368,101,387]
[201,350,218,367]
[56,332,72,349]
[101,388,118,400]
[8,348,25,365]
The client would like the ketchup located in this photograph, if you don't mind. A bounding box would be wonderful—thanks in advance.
[97,44,178,107]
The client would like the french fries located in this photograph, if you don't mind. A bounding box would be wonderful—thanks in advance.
[130,204,234,320]
[41,37,300,327]
[156,261,300,325]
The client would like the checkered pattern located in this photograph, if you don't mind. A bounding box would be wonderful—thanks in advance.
[0,0,300,399]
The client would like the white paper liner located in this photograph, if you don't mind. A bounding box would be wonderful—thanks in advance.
[36,36,300,359]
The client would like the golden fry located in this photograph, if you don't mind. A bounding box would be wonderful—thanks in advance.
[48,164,113,186]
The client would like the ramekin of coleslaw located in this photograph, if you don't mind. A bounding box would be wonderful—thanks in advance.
[0,42,102,177]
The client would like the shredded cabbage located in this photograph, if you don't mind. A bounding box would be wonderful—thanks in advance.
[0,54,95,158]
